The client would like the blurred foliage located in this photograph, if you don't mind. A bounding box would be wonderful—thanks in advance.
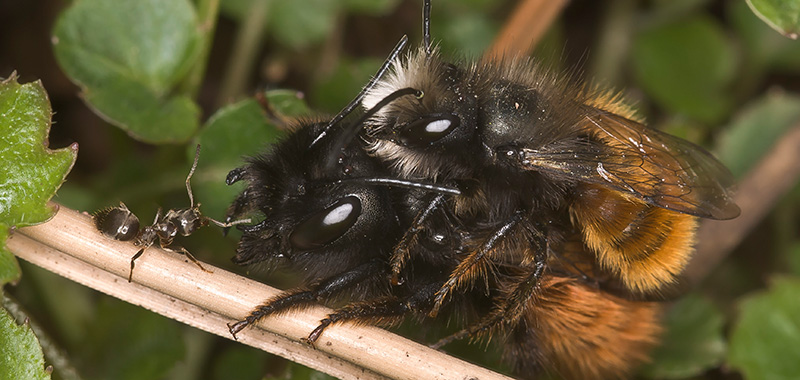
[1,0,800,379]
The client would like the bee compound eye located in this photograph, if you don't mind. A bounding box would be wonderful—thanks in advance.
[398,114,460,147]
[289,195,362,251]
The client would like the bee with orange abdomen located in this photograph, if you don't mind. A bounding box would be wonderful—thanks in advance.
[223,110,665,380]
[360,1,739,300]
[225,0,739,379]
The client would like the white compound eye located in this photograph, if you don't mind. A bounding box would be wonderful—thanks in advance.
[398,114,460,147]
[289,196,362,250]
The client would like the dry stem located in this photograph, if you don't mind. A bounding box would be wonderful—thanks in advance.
[7,205,512,380]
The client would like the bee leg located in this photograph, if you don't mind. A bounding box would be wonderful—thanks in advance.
[430,211,525,317]
[433,249,546,349]
[390,194,447,285]
[223,187,254,236]
[228,259,385,339]
[305,283,441,346]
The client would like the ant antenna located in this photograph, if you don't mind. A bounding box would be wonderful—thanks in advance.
[323,87,423,170]
[186,144,201,208]
[309,35,409,149]
[423,0,432,56]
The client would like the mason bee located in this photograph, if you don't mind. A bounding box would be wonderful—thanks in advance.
[225,0,739,379]
[360,1,739,297]
[93,145,248,282]
[223,109,493,339]
[224,103,663,380]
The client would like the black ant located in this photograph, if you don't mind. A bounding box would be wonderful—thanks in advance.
[93,145,250,282]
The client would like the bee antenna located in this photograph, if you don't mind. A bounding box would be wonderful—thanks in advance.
[186,144,201,208]
[308,35,409,149]
[423,0,432,56]
[323,87,422,170]
[336,177,461,195]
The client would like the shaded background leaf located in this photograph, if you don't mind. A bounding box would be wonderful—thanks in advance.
[746,0,800,39]
[728,277,800,380]
[641,294,726,379]
[52,0,202,143]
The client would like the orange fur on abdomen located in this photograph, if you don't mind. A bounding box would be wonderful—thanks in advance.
[508,275,662,380]
[570,184,698,293]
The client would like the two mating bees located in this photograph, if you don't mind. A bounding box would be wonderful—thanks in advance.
[95,0,738,378]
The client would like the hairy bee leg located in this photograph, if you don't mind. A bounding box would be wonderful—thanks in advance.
[429,211,524,317]
[224,189,250,221]
[305,283,441,345]
[224,167,253,235]
[228,260,385,339]
[224,181,254,236]
[226,167,247,185]
[390,194,446,285]
[433,249,547,349]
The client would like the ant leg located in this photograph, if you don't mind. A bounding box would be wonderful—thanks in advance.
[390,194,446,285]
[305,283,440,346]
[228,259,385,339]
[204,215,252,229]
[429,211,525,317]
[162,244,211,274]
[128,247,147,283]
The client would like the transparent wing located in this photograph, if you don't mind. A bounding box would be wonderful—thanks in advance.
[516,111,740,220]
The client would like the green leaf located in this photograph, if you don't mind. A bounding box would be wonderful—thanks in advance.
[0,229,20,286]
[729,1,800,72]
[640,294,726,378]
[0,305,51,380]
[0,74,78,285]
[264,89,313,119]
[80,299,184,380]
[190,92,289,220]
[52,0,202,143]
[343,0,401,14]
[632,15,737,123]
[438,11,497,58]
[220,0,340,49]
[715,92,800,178]
[747,0,800,40]
[311,57,383,113]
[729,276,800,380]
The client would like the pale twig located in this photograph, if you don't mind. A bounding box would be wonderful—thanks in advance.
[8,205,513,380]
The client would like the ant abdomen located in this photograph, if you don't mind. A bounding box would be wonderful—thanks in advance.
[93,202,140,241]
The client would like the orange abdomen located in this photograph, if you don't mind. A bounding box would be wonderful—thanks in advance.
[570,184,698,293]
[508,275,662,379]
